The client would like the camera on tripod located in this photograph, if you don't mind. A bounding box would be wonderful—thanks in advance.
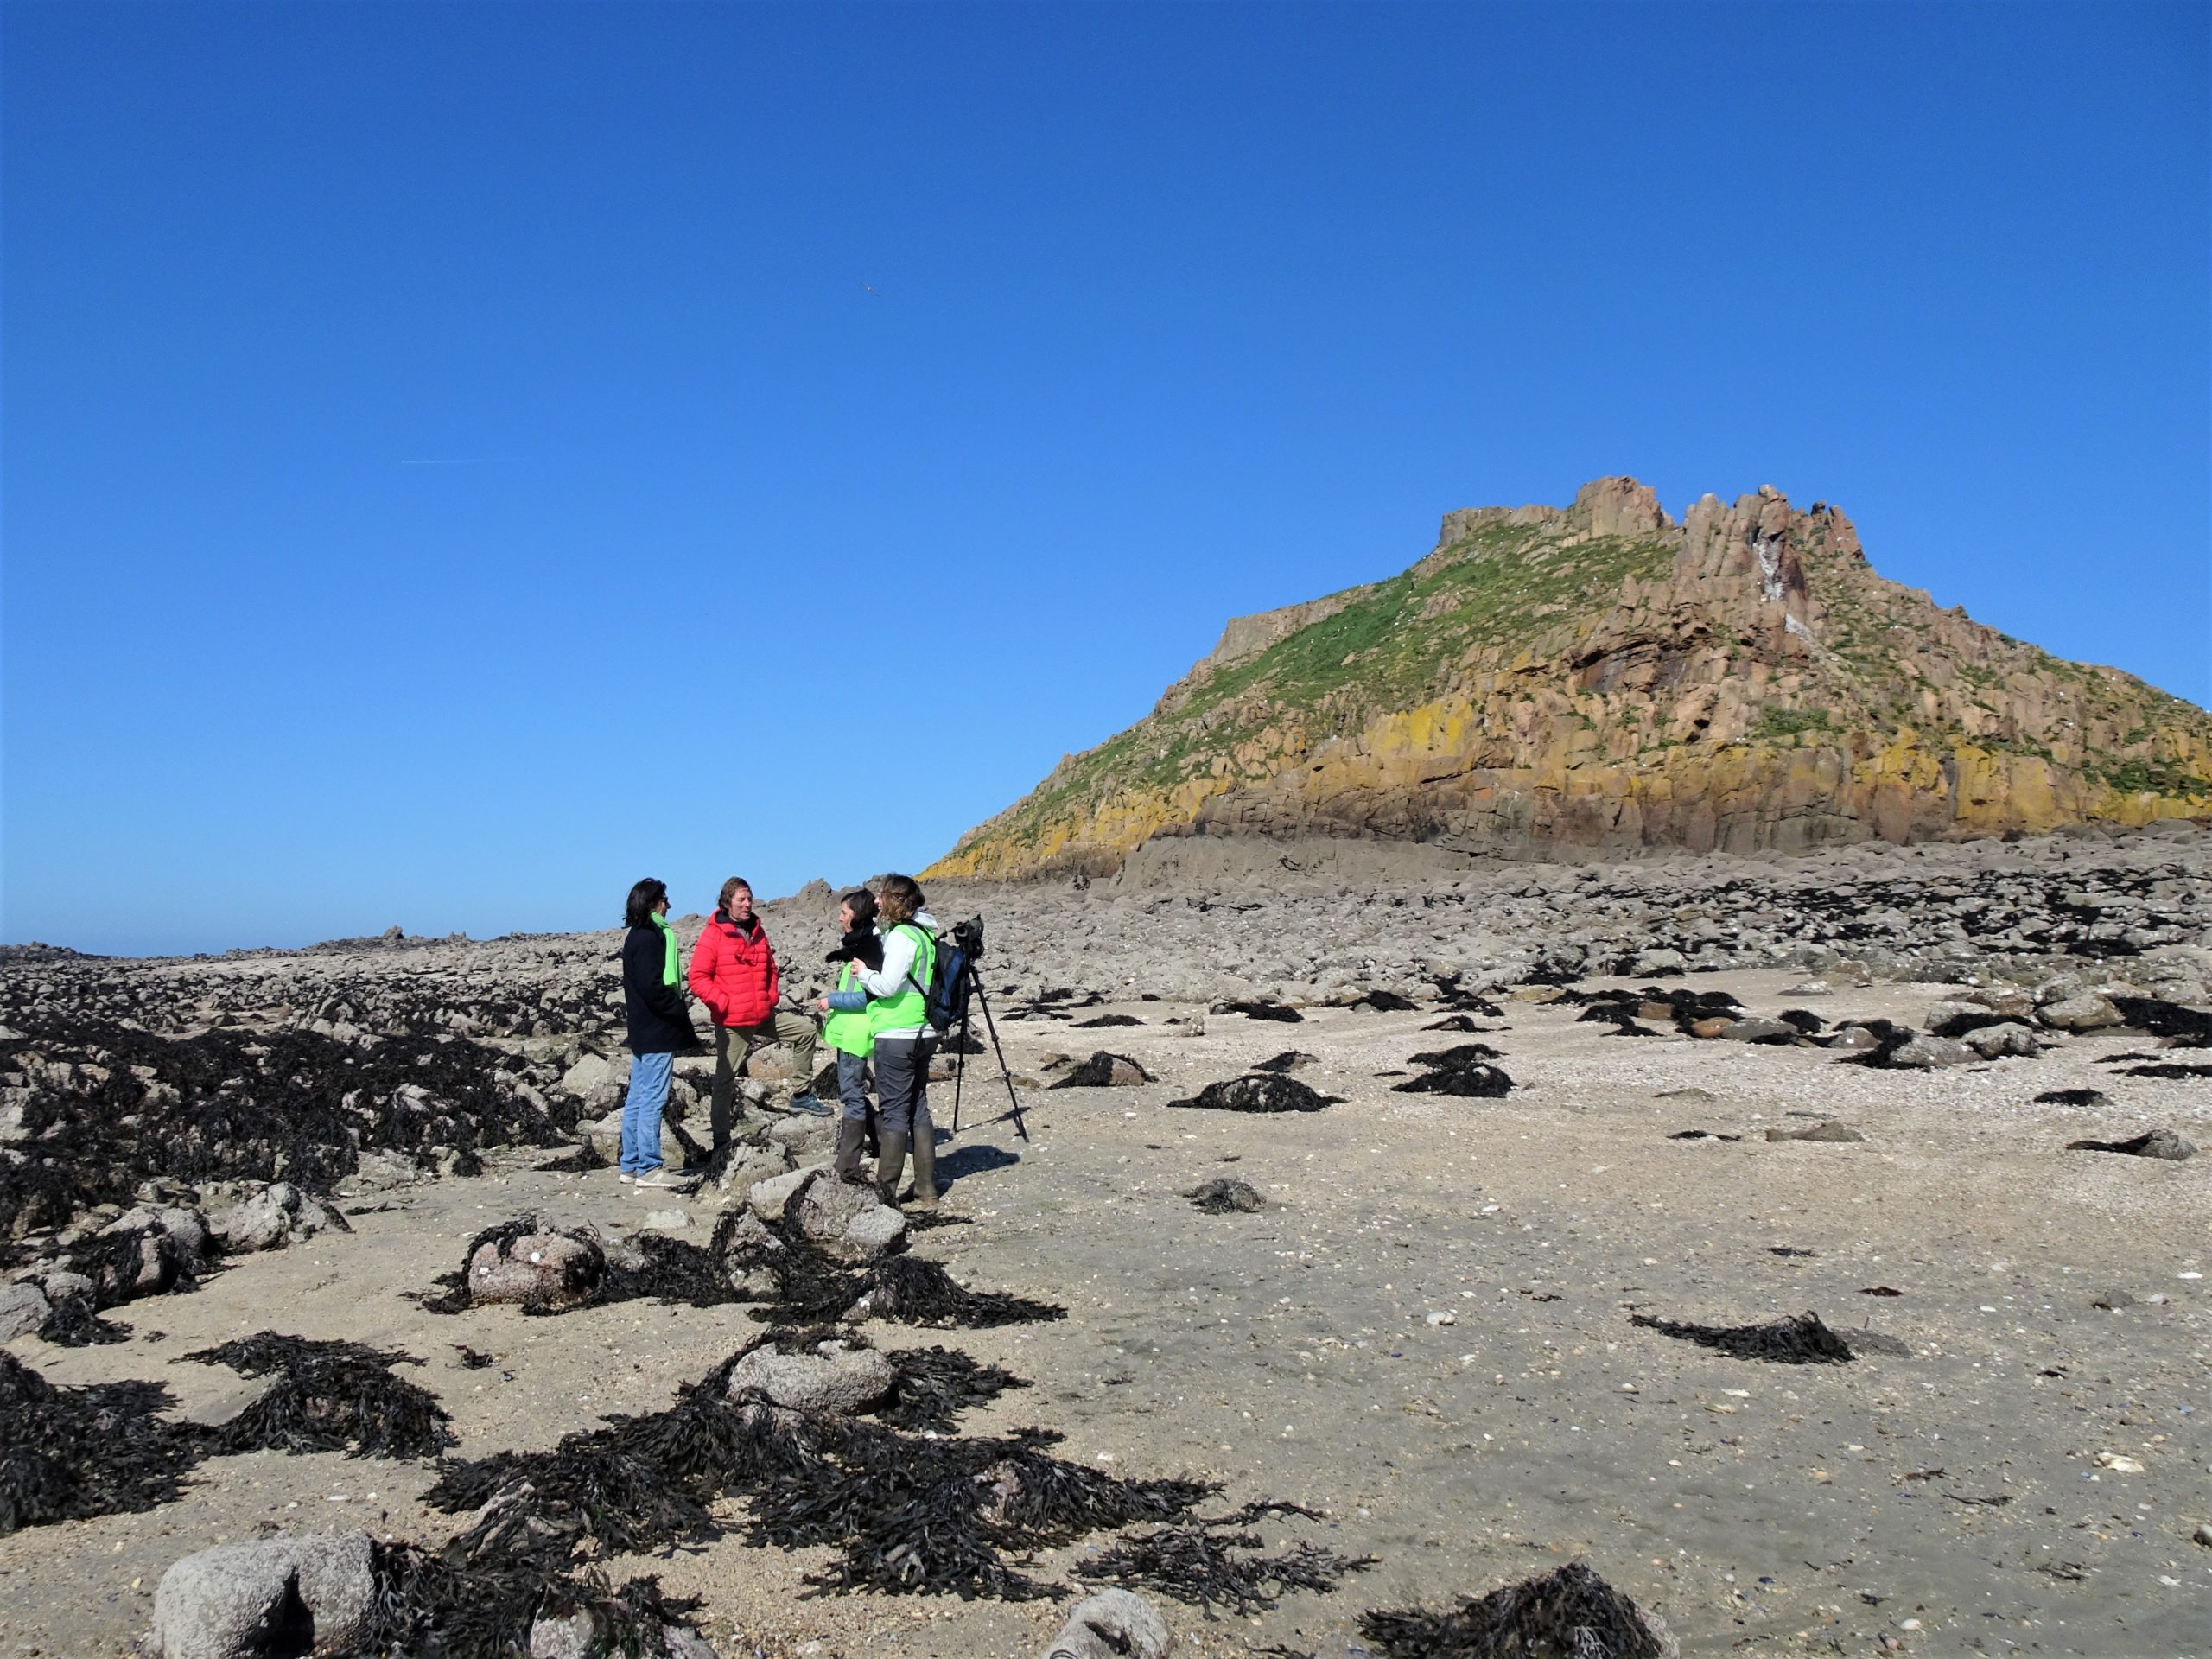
[935,916,1027,1141]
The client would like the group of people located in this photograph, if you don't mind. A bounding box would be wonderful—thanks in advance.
[615,874,942,1210]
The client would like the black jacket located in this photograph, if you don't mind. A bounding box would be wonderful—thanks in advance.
[622,925,702,1055]
[823,926,886,972]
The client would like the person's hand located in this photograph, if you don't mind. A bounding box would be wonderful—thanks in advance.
[814,996,829,1013]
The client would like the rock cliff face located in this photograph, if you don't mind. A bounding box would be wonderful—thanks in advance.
[927,478,2212,879]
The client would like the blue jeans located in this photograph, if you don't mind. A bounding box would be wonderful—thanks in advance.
[836,1050,873,1123]
[621,1051,673,1173]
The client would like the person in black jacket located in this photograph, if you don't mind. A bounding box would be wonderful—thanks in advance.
[619,877,701,1189]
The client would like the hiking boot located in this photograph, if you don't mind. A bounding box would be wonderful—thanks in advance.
[874,1132,908,1205]
[831,1116,869,1181]
[908,1131,939,1211]
[786,1092,832,1118]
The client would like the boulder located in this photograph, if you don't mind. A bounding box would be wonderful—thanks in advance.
[767,1116,837,1159]
[1043,1589,1175,1659]
[1889,1035,1976,1069]
[467,1231,603,1310]
[792,1171,880,1243]
[726,1339,895,1414]
[747,1162,828,1221]
[1964,1021,2041,1058]
[1631,948,1687,976]
[842,1205,908,1256]
[0,1281,51,1342]
[208,1184,342,1254]
[1824,1025,1878,1052]
[2040,994,2123,1032]
[717,1140,794,1197]
[1688,1016,1733,1039]
[147,1531,374,1659]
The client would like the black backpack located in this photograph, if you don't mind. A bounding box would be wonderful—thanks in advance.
[897,921,974,1035]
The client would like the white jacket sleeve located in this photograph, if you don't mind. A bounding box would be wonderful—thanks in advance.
[855,926,921,999]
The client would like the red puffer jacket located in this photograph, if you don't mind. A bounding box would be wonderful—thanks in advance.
[687,913,780,1028]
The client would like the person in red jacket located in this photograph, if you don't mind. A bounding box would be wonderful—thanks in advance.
[689,877,827,1154]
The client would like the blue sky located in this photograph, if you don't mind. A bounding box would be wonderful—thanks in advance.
[4,1,2207,957]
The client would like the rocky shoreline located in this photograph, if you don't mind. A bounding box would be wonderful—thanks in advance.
[3,825,2208,1656]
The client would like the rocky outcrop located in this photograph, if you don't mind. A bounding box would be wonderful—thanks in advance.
[928,479,2212,878]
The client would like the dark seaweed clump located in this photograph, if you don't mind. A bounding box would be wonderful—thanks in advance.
[1564,985,1745,1039]
[1392,1045,1512,1098]
[1211,999,1305,1023]
[1167,1075,1341,1114]
[421,1210,786,1319]
[1832,1018,1920,1066]
[2036,1088,2110,1107]
[185,1332,454,1461]
[1186,1179,1264,1214]
[1359,1561,1671,1659]
[428,1350,1214,1603]
[1083,1501,1374,1614]
[1630,1309,1857,1364]
[0,1011,582,1236]
[1072,1014,1145,1028]
[751,1421,1216,1600]
[2116,1061,2212,1080]
[348,1543,702,1659]
[852,1254,1067,1328]
[0,1351,200,1533]
[1250,1051,1317,1072]
[878,1345,1032,1433]
[1427,975,1503,1017]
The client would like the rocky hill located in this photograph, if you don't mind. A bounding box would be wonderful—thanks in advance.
[927,478,2212,879]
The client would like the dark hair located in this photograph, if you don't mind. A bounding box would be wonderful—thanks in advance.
[840,888,879,930]
[625,878,669,930]
[877,874,924,925]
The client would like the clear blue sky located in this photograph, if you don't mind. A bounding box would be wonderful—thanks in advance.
[4,1,2207,957]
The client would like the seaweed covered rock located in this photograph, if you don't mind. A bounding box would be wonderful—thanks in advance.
[1359,1560,1677,1659]
[1047,1053,1154,1089]
[1392,1046,1513,1098]
[146,1530,375,1659]
[1166,1076,1340,1114]
[2067,1128,2197,1160]
[186,1332,454,1461]
[467,1229,606,1311]
[1185,1179,1263,1214]
[1043,1588,1174,1659]
[790,1170,901,1261]
[0,1351,201,1532]
[726,1333,895,1415]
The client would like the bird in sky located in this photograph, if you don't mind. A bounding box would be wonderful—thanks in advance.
[861,281,881,296]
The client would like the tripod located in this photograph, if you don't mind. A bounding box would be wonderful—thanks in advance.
[947,976,1029,1141]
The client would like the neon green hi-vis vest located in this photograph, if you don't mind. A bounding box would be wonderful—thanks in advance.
[822,963,874,1058]
[867,923,935,1037]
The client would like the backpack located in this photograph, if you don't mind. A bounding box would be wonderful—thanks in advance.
[898,920,974,1035]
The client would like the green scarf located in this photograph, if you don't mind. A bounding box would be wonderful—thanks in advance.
[650,911,680,986]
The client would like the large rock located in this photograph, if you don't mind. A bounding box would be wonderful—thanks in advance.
[842,1205,908,1257]
[1718,1017,1796,1044]
[2040,994,2124,1032]
[1889,1034,1977,1069]
[791,1171,882,1249]
[747,1162,828,1221]
[207,1184,342,1254]
[0,1281,51,1341]
[726,1338,895,1414]
[147,1531,373,1659]
[716,1140,793,1198]
[467,1230,604,1310]
[1964,1020,2041,1058]
[766,1116,837,1159]
[1043,1589,1174,1659]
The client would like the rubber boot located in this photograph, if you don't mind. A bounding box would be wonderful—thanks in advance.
[908,1128,939,1211]
[874,1132,908,1206]
[832,1116,868,1182]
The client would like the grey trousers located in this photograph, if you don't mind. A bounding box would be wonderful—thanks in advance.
[835,1050,873,1123]
[873,1035,935,1141]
